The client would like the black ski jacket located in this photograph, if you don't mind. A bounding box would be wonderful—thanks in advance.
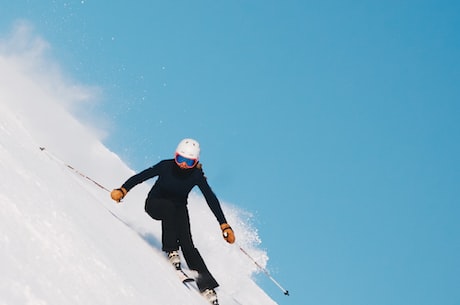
[121,159,227,225]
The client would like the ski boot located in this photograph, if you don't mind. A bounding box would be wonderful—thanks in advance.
[202,288,219,305]
[167,251,181,270]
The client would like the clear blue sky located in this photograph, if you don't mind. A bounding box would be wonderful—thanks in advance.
[2,1,460,304]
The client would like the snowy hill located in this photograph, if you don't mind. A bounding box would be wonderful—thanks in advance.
[0,31,276,305]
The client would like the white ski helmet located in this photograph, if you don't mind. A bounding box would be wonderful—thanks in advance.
[175,138,200,160]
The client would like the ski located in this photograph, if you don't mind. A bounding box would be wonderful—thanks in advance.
[177,270,219,305]
[184,284,219,305]
[168,252,219,305]
[176,267,194,283]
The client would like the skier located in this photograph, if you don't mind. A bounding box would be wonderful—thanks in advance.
[110,138,235,304]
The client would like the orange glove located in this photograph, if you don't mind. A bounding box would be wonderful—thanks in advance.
[220,223,235,244]
[111,187,127,203]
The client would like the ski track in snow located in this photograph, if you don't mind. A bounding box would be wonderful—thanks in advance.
[0,51,276,305]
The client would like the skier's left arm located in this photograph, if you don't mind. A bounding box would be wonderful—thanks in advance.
[197,171,235,244]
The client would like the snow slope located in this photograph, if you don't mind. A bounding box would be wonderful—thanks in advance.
[0,27,276,305]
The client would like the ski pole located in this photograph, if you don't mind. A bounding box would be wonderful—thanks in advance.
[238,245,289,296]
[40,147,134,223]
[39,147,111,193]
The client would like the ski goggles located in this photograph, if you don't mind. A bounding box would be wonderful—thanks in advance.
[175,153,198,168]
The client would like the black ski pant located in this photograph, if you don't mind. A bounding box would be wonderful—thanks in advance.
[145,197,218,292]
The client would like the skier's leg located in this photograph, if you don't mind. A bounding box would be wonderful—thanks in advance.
[176,206,219,292]
[145,198,179,252]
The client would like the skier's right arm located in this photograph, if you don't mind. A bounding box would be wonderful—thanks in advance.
[111,162,162,203]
